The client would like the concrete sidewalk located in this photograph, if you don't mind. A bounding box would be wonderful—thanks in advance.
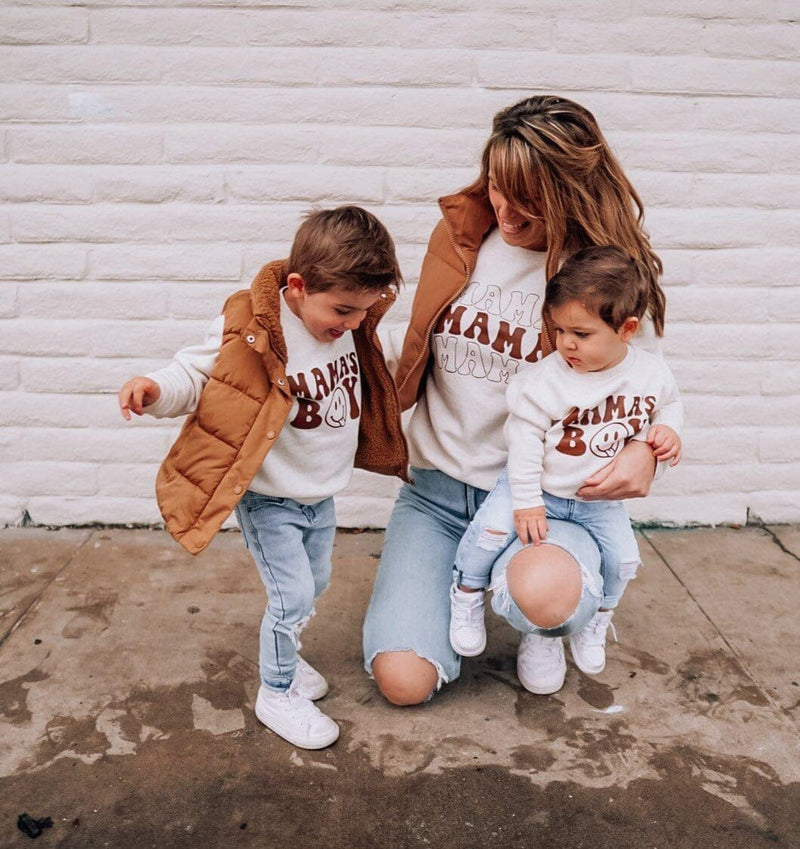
[1,524,799,848]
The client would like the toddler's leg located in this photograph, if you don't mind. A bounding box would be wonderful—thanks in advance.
[235,493,339,749]
[567,501,640,675]
[450,469,516,657]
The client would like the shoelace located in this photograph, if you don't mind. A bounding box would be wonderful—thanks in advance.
[284,686,325,721]
[581,616,617,647]
[522,634,562,658]
[453,593,484,626]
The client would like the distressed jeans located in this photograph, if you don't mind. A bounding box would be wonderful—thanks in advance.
[235,491,336,692]
[455,467,639,609]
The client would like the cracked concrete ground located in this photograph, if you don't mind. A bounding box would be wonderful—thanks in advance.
[1,524,799,848]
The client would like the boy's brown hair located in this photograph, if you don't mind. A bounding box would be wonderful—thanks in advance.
[287,206,402,294]
[544,245,651,331]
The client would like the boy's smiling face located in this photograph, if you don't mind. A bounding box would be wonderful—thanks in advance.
[284,273,381,343]
[549,300,638,373]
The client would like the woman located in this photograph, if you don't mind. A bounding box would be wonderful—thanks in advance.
[363,95,665,705]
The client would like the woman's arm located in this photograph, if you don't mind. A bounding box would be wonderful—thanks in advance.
[576,439,657,500]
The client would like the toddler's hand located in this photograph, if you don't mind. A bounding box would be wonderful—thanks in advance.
[118,376,161,420]
[514,506,548,546]
[647,425,682,466]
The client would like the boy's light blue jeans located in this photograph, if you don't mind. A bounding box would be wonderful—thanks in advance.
[235,491,336,692]
[455,468,640,609]
[363,467,603,690]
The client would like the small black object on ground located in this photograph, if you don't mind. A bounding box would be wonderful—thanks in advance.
[17,813,53,839]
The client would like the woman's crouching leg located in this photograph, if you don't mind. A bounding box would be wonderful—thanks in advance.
[491,518,603,638]
[507,545,583,629]
[372,650,440,706]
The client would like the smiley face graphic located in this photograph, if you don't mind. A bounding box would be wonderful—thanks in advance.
[589,422,630,459]
[324,386,348,428]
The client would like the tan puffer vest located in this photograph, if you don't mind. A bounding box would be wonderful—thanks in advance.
[394,191,556,411]
[156,260,409,555]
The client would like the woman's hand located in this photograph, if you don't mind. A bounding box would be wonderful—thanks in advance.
[118,376,161,420]
[513,506,548,546]
[576,440,657,501]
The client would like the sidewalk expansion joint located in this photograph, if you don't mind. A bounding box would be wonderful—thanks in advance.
[640,528,799,734]
[0,531,94,650]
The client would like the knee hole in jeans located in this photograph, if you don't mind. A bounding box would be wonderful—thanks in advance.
[477,528,510,552]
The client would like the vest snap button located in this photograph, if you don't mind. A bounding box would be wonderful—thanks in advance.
[233,484,242,494]
[277,378,285,386]
[246,334,256,344]
[266,431,276,439]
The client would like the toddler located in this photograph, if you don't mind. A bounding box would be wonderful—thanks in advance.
[449,245,682,678]
[119,207,407,749]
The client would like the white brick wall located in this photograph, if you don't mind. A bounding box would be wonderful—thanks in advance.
[1,2,798,530]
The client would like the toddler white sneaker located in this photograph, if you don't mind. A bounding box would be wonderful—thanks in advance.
[517,632,566,694]
[294,655,328,701]
[255,681,339,749]
[568,610,616,675]
[448,583,487,657]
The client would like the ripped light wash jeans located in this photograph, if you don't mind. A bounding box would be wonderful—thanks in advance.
[363,467,603,690]
[455,467,640,610]
[235,490,336,692]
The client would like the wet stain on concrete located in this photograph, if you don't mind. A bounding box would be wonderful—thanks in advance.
[36,715,110,763]
[575,675,616,710]
[1,728,797,849]
[677,649,770,710]
[618,644,671,675]
[0,669,49,724]
[62,594,118,640]
[510,744,556,772]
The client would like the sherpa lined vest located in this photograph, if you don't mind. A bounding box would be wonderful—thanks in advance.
[156,260,408,555]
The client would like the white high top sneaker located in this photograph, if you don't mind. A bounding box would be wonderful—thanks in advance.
[448,583,487,657]
[294,655,328,701]
[568,610,616,675]
[516,632,567,694]
[255,680,339,749]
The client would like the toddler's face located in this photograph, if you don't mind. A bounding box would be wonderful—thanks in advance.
[289,282,381,343]
[549,300,634,373]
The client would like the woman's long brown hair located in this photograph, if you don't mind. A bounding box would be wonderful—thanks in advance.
[464,95,666,336]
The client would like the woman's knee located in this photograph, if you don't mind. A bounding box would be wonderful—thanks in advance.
[371,650,439,706]
[506,545,583,629]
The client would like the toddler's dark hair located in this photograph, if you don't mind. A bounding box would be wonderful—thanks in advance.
[287,206,402,294]
[545,245,650,331]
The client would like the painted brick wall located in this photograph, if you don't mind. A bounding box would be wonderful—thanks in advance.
[1,2,798,529]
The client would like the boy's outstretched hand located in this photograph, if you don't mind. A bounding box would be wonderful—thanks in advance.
[647,424,682,466]
[118,376,161,420]
[514,506,548,546]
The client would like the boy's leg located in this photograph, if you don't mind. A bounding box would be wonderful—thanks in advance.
[235,492,339,749]
[453,467,516,590]
[235,493,318,691]
[566,500,640,675]
[448,469,516,657]
[573,500,640,610]
[295,497,337,698]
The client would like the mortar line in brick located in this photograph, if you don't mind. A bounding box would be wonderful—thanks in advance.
[0,529,94,650]
[640,528,800,734]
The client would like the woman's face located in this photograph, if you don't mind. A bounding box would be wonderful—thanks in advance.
[487,174,547,252]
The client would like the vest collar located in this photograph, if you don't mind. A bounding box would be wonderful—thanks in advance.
[249,259,288,363]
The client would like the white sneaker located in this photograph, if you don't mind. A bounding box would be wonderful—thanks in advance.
[255,682,340,749]
[517,633,566,694]
[569,610,616,675]
[294,655,328,701]
[449,584,487,657]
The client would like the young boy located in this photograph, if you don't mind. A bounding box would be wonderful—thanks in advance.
[119,207,408,749]
[449,245,682,677]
